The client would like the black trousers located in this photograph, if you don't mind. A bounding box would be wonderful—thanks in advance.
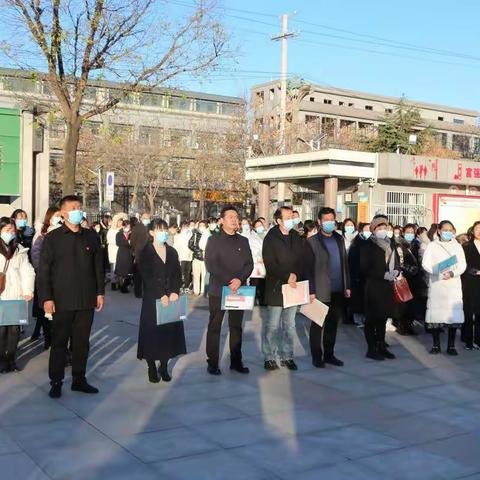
[206,295,244,368]
[309,292,343,363]
[133,262,143,298]
[49,309,94,383]
[463,308,480,347]
[0,326,20,358]
[250,278,266,306]
[364,316,387,352]
[181,261,192,290]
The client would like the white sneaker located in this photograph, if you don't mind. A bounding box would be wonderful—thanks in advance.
[386,319,397,332]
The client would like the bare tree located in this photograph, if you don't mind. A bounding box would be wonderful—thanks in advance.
[2,0,229,194]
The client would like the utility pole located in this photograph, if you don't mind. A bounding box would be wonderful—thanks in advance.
[272,14,297,206]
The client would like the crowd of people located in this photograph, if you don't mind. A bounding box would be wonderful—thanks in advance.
[0,195,479,399]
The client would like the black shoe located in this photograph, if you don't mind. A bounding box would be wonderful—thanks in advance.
[366,351,385,361]
[430,346,441,354]
[49,383,62,398]
[159,367,172,382]
[464,345,474,351]
[6,362,21,372]
[447,347,458,356]
[280,359,298,371]
[44,340,51,350]
[312,360,326,368]
[71,379,99,394]
[111,283,118,291]
[207,366,222,376]
[324,356,344,367]
[148,366,160,383]
[30,334,40,341]
[264,360,280,371]
[230,364,250,374]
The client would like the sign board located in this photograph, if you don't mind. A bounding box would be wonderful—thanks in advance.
[0,108,21,195]
[105,171,114,201]
[357,200,369,224]
[434,194,480,234]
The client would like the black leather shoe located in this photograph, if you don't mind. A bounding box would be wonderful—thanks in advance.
[280,359,298,371]
[148,367,160,383]
[312,360,325,368]
[366,351,385,361]
[207,366,222,376]
[230,364,250,374]
[429,346,441,354]
[159,367,172,382]
[264,360,280,371]
[324,356,344,367]
[49,383,62,398]
[71,379,99,394]
[447,347,458,356]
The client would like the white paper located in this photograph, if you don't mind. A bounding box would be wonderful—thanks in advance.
[282,280,310,308]
[300,299,329,328]
[250,261,266,279]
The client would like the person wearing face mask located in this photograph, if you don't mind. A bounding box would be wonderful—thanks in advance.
[307,207,350,367]
[360,216,399,361]
[30,207,62,347]
[11,209,34,252]
[115,220,133,294]
[422,220,467,355]
[393,225,403,241]
[207,217,220,236]
[167,224,178,247]
[262,206,315,371]
[38,195,105,398]
[292,210,304,236]
[348,223,371,327]
[301,220,317,239]
[0,217,35,373]
[173,221,193,293]
[137,219,186,383]
[342,219,357,252]
[107,213,127,291]
[189,220,210,296]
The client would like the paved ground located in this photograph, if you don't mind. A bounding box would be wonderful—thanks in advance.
[2,291,480,480]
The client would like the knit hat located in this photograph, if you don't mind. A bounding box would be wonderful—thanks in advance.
[370,216,388,233]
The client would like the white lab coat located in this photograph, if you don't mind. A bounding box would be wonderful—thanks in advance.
[0,246,35,300]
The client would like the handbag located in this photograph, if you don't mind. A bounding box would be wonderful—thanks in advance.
[0,258,10,295]
[393,275,413,304]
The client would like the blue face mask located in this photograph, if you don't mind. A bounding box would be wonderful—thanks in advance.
[322,221,336,234]
[1,232,15,244]
[68,209,84,225]
[15,219,27,229]
[440,231,454,242]
[361,231,372,240]
[255,226,265,234]
[404,233,415,242]
[293,217,301,226]
[142,219,151,226]
[156,231,168,244]
[283,219,295,231]
[242,225,250,233]
[345,225,355,234]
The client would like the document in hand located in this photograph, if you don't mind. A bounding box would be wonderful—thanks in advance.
[156,295,188,325]
[221,286,256,310]
[282,280,310,308]
[250,261,266,279]
[300,299,330,328]
[433,255,458,276]
[0,300,29,326]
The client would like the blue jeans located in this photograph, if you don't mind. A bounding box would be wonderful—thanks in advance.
[262,306,297,361]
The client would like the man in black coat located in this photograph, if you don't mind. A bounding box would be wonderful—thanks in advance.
[262,206,314,371]
[204,206,253,375]
[39,195,105,399]
[308,207,350,368]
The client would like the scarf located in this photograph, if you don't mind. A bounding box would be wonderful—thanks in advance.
[371,236,396,273]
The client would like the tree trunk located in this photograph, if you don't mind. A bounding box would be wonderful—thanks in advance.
[63,119,81,195]
[82,183,88,210]
[199,188,205,219]
[148,195,154,215]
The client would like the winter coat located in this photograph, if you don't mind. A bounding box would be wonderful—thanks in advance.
[360,239,398,319]
[0,245,35,301]
[308,231,350,303]
[348,234,368,314]
[462,241,480,314]
[130,223,149,259]
[241,230,264,278]
[115,231,133,277]
[173,230,193,262]
[422,239,467,325]
[137,243,186,362]
[107,228,120,264]
[262,226,309,306]
[189,230,208,261]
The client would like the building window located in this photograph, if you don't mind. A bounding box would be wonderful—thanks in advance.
[452,134,470,154]
[348,103,354,107]
[453,118,465,125]
[324,99,332,105]
[195,100,218,114]
[438,116,444,121]
[339,101,344,106]
[386,191,426,226]
[385,108,393,114]
[365,105,373,111]
[305,115,319,124]
[309,97,315,102]
[269,88,275,101]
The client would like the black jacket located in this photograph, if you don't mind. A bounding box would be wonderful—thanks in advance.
[205,229,253,297]
[188,230,206,261]
[348,234,369,314]
[262,226,306,306]
[130,223,149,259]
[462,241,480,314]
[115,231,133,277]
[38,224,105,311]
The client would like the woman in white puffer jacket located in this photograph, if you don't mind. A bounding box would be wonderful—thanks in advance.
[0,217,35,372]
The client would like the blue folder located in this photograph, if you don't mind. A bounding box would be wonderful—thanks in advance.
[156,295,188,325]
[0,300,29,326]
[221,286,256,310]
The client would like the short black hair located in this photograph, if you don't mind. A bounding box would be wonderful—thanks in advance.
[150,218,168,231]
[10,209,27,220]
[318,207,336,220]
[404,223,416,232]
[439,220,455,230]
[59,195,82,209]
[220,205,238,218]
[273,206,292,224]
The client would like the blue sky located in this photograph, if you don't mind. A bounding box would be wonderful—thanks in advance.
[181,0,480,111]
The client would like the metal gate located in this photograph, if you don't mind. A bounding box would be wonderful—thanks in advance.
[385,191,426,226]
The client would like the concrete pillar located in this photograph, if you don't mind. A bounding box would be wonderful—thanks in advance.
[324,177,338,210]
[258,181,270,221]
[35,134,50,222]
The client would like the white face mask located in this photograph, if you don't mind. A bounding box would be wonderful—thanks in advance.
[386,230,394,239]
[375,229,388,240]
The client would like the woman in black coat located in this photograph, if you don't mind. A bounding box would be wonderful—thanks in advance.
[115,220,133,293]
[360,217,399,361]
[462,221,480,350]
[137,219,186,383]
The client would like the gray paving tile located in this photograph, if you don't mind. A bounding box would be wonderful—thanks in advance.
[373,371,444,390]
[375,390,451,414]
[0,452,50,480]
[295,460,386,480]
[0,428,21,455]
